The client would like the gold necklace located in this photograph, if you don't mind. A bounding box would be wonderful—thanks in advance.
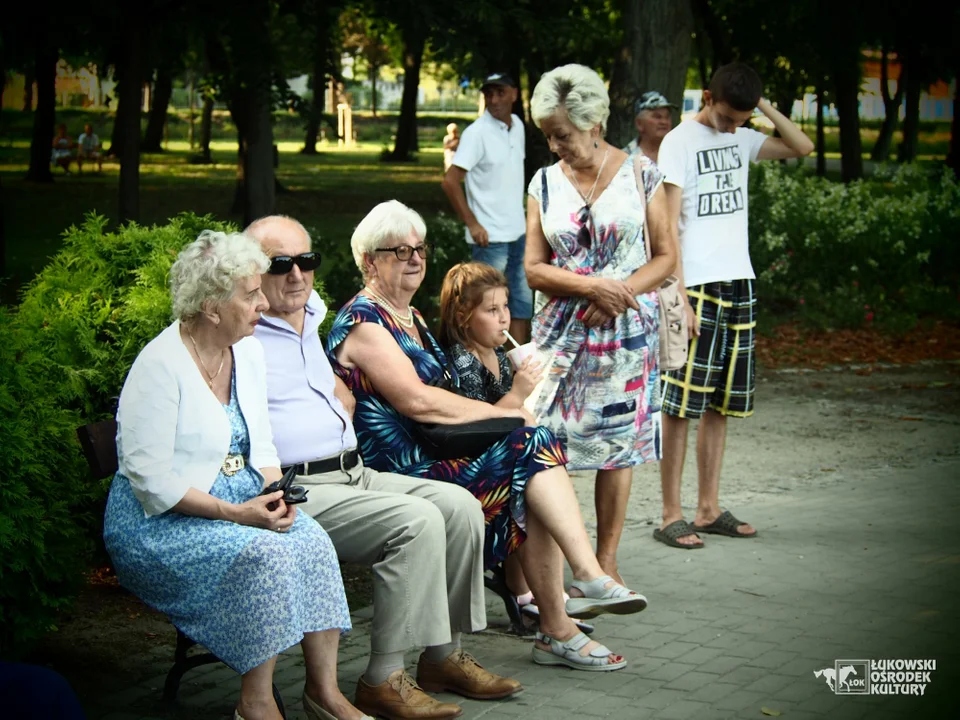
[365,288,414,328]
[187,330,226,388]
[569,147,610,206]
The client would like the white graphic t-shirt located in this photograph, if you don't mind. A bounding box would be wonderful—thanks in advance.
[657,120,768,286]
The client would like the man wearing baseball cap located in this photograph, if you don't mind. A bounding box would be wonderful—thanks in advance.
[624,90,678,165]
[441,72,532,343]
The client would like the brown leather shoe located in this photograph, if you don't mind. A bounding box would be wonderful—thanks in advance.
[354,670,462,720]
[417,649,523,700]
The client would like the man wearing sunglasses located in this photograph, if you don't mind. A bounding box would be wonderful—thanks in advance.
[249,215,521,720]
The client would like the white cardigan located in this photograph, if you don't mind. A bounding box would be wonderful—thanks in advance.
[116,321,281,516]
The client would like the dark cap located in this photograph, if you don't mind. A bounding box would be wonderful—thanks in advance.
[481,72,516,90]
[634,91,678,115]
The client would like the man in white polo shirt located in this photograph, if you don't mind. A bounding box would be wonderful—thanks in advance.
[441,72,531,343]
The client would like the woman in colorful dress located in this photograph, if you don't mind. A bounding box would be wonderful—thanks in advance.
[327,200,646,672]
[525,64,678,583]
[103,231,368,720]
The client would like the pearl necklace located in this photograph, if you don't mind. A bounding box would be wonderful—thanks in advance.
[188,331,226,388]
[569,147,610,206]
[365,288,414,328]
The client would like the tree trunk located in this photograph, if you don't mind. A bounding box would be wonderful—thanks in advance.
[26,41,57,183]
[897,63,922,163]
[387,28,425,161]
[200,94,213,163]
[370,64,378,117]
[302,72,323,154]
[833,58,863,182]
[23,69,34,112]
[816,87,826,177]
[947,75,959,176]
[870,48,904,162]
[241,89,275,225]
[117,5,144,223]
[607,0,694,149]
[141,68,173,152]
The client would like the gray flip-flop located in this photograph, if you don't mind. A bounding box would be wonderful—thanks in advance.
[653,519,704,549]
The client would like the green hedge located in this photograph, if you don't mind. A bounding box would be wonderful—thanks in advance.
[750,163,960,331]
[0,308,96,653]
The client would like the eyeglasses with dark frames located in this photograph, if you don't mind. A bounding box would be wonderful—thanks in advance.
[267,251,322,275]
[375,244,429,261]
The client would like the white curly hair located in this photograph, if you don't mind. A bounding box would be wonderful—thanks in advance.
[530,64,611,134]
[351,200,427,279]
[170,230,269,321]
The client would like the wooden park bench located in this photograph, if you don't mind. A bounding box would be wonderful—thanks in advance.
[76,419,287,717]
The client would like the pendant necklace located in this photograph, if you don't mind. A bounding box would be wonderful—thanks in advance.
[366,288,415,328]
[188,331,225,388]
[570,147,610,207]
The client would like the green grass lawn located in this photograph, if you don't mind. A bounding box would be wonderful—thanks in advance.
[1,108,951,306]
[0,143,451,305]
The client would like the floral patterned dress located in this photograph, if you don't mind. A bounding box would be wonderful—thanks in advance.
[103,369,351,674]
[528,153,664,470]
[326,296,567,570]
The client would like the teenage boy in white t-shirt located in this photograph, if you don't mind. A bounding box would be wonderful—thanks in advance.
[441,72,531,343]
[654,62,813,549]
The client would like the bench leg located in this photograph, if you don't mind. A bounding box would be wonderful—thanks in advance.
[484,565,527,636]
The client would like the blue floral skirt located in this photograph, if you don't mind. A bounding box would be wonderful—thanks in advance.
[103,468,351,674]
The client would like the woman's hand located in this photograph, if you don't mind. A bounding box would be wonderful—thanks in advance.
[226,492,295,532]
[685,302,701,339]
[581,302,615,328]
[587,279,640,318]
[511,357,544,399]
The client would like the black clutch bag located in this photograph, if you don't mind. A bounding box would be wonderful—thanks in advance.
[412,317,525,461]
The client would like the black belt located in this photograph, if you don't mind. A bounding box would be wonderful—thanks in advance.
[283,449,359,477]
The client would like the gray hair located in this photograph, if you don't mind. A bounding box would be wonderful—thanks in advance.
[530,64,611,134]
[170,230,270,321]
[351,200,427,278]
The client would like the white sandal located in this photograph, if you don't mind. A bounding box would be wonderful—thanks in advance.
[531,631,627,672]
[565,575,648,619]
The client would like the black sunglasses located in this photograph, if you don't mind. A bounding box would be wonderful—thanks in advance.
[267,251,322,275]
[576,206,594,249]
[375,244,428,261]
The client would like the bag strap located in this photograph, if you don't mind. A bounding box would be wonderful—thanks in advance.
[412,314,454,384]
[632,155,652,263]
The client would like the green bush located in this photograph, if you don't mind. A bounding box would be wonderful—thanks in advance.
[749,163,960,330]
[0,309,96,654]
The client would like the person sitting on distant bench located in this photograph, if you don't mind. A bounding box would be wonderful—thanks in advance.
[77,124,103,173]
[51,124,74,174]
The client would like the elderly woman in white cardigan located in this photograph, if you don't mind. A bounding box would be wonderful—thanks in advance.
[103,231,370,720]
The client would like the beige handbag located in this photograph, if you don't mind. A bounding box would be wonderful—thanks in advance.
[633,156,689,371]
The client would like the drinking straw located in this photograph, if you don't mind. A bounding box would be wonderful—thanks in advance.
[502,329,521,349]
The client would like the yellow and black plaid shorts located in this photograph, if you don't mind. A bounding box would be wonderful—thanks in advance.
[662,279,756,419]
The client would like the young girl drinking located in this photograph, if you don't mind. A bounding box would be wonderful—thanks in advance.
[438,262,542,408]
[438,262,601,632]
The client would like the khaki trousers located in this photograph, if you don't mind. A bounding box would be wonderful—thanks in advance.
[300,459,486,654]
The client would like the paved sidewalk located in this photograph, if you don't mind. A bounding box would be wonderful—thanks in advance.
[90,456,959,720]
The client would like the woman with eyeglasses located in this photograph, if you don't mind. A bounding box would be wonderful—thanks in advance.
[103,231,367,720]
[326,200,648,673]
[525,65,677,588]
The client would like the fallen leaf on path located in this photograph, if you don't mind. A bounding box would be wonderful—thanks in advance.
[761,708,782,717]
[899,416,924,421]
